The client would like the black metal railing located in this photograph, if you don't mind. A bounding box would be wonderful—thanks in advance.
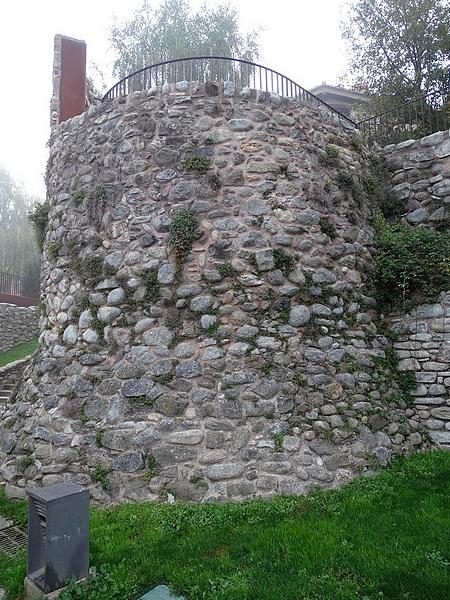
[102,56,356,126]
[358,89,450,146]
[0,272,39,299]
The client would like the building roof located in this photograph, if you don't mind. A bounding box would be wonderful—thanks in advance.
[310,83,369,104]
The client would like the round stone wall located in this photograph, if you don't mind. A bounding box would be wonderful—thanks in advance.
[0,82,426,502]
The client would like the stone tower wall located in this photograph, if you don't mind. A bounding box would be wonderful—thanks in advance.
[0,83,427,502]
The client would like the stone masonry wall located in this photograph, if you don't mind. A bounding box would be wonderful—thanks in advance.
[391,292,450,447]
[384,130,450,227]
[0,82,428,503]
[0,304,39,354]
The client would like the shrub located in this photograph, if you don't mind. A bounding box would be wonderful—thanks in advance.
[183,155,212,172]
[319,217,337,239]
[273,248,296,275]
[170,208,199,275]
[374,220,450,310]
[363,155,405,220]
[28,201,50,250]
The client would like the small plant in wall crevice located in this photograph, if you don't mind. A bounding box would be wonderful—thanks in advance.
[170,207,199,277]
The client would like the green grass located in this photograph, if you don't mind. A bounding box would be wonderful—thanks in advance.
[0,339,38,368]
[1,451,450,599]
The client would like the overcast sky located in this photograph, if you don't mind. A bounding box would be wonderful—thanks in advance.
[0,0,350,198]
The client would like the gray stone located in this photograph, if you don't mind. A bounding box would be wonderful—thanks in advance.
[228,118,254,131]
[289,305,310,326]
[190,295,214,312]
[406,208,428,224]
[98,306,122,322]
[62,324,78,345]
[158,263,176,284]
[254,249,274,271]
[206,463,244,480]
[107,288,126,305]
[114,451,144,472]
[167,430,204,445]
[121,379,154,397]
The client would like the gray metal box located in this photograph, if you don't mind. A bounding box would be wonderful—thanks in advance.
[27,483,89,593]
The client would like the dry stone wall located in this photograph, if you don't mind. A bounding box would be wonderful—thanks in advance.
[384,130,450,228]
[0,304,39,354]
[0,82,428,502]
[391,292,450,446]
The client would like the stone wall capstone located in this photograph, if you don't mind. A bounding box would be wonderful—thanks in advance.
[384,130,450,228]
[0,303,39,354]
[0,82,430,502]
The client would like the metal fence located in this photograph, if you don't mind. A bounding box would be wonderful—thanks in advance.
[0,272,39,299]
[357,89,450,146]
[102,56,356,127]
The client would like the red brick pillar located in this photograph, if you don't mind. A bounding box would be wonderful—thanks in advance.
[50,35,87,128]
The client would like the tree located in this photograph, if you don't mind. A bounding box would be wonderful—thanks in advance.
[0,166,41,284]
[109,0,259,79]
[342,0,450,108]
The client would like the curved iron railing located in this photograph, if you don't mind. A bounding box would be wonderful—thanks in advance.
[102,56,356,126]
[358,88,450,146]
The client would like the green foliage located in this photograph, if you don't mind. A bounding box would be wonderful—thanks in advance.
[319,217,337,239]
[17,455,35,472]
[110,0,259,79]
[91,466,111,491]
[2,451,450,599]
[183,155,212,172]
[324,180,332,193]
[142,268,160,302]
[0,339,38,368]
[272,432,285,452]
[320,144,340,167]
[336,171,354,192]
[80,255,104,285]
[374,220,450,310]
[342,0,450,108]
[170,208,199,276]
[273,248,296,275]
[28,201,50,251]
[85,187,107,230]
[59,566,135,600]
[48,240,61,261]
[95,430,104,448]
[217,262,235,278]
[363,155,404,220]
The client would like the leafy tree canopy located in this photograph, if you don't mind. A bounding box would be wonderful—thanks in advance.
[342,0,450,107]
[110,0,259,79]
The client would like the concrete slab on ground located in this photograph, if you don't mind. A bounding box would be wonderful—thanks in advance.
[139,585,186,600]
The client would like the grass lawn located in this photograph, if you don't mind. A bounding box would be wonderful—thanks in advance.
[0,339,38,369]
[1,451,449,600]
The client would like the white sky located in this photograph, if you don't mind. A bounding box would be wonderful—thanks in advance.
[0,0,350,198]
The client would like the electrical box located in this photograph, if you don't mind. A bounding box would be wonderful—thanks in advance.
[27,483,89,594]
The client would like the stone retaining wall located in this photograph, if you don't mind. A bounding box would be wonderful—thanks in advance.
[0,82,429,502]
[391,292,450,446]
[0,304,39,354]
[384,130,450,228]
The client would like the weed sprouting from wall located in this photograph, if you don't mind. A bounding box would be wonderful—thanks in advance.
[170,208,199,276]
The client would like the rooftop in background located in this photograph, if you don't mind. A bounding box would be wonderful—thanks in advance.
[309,82,370,119]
